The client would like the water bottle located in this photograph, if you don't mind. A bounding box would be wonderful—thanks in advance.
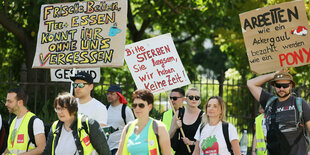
[240,130,248,155]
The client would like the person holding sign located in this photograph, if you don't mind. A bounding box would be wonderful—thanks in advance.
[169,88,203,154]
[247,70,310,154]
[42,92,110,155]
[70,71,108,127]
[117,89,172,155]
[193,96,241,155]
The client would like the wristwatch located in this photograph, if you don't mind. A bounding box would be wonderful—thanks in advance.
[193,141,196,145]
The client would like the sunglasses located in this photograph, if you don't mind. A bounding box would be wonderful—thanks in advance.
[170,96,182,101]
[72,83,89,88]
[132,103,145,109]
[187,96,201,101]
[274,83,290,89]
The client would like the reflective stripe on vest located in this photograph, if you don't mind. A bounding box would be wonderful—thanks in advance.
[122,118,160,155]
[51,114,96,155]
[162,110,173,131]
[7,112,36,155]
[255,114,267,155]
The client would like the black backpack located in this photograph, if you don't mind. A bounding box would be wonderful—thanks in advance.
[107,104,127,124]
[199,121,233,155]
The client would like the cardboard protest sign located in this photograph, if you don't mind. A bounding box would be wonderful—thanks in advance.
[50,68,100,82]
[239,1,310,74]
[125,33,191,94]
[32,1,127,69]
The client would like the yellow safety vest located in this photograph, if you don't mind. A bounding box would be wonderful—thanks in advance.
[51,114,96,155]
[162,110,173,131]
[255,114,267,155]
[7,112,36,155]
[122,118,160,155]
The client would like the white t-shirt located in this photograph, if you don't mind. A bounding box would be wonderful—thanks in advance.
[107,104,135,150]
[55,125,78,155]
[77,98,108,125]
[11,114,44,147]
[194,121,239,155]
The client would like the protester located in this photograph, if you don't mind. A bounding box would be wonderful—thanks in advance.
[252,106,267,155]
[169,87,203,154]
[70,71,108,127]
[106,85,135,155]
[42,92,110,155]
[117,89,172,155]
[193,96,241,155]
[2,88,46,155]
[162,88,185,131]
[247,70,310,154]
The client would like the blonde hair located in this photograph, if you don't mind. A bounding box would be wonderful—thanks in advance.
[201,96,226,126]
[185,87,200,97]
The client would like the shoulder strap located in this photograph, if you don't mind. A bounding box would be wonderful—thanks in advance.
[199,123,205,134]
[178,107,185,120]
[296,97,303,124]
[122,104,127,124]
[81,115,89,135]
[27,115,38,150]
[265,96,278,111]
[107,104,110,109]
[222,122,233,155]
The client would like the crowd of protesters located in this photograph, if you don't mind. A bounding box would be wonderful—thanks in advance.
[1,70,310,155]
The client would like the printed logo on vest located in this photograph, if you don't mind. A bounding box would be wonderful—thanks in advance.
[82,135,90,146]
[149,140,155,146]
[17,134,24,143]
[150,148,157,155]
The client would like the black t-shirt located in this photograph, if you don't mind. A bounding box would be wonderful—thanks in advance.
[174,109,203,155]
[260,90,310,155]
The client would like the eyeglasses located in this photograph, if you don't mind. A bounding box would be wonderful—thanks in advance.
[72,83,89,88]
[274,83,290,89]
[132,103,145,109]
[187,95,201,101]
[170,96,182,101]
[54,107,67,113]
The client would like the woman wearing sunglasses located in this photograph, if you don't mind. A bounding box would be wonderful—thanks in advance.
[117,89,172,155]
[193,96,241,155]
[169,87,203,155]
[42,92,110,155]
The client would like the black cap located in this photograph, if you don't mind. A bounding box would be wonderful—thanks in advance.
[107,85,122,94]
[70,71,93,84]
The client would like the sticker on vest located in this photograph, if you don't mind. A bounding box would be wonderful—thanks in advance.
[82,134,90,146]
[150,148,158,155]
[17,134,24,143]
[149,140,155,146]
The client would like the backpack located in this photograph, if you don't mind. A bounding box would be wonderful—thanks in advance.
[0,119,9,154]
[107,104,127,124]
[265,96,310,153]
[199,121,233,155]
[9,116,51,150]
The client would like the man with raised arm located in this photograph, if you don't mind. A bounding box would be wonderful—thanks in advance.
[247,70,310,155]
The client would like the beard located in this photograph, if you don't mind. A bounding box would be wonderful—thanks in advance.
[276,90,291,98]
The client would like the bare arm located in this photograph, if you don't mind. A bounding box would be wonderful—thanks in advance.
[20,133,46,155]
[116,124,129,155]
[99,123,106,127]
[169,110,180,138]
[247,72,275,102]
[252,134,257,155]
[231,139,241,155]
[305,121,310,135]
[192,140,200,155]
[158,123,173,155]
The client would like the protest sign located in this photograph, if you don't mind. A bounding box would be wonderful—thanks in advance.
[239,1,310,74]
[125,33,191,94]
[50,68,100,82]
[32,1,127,69]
